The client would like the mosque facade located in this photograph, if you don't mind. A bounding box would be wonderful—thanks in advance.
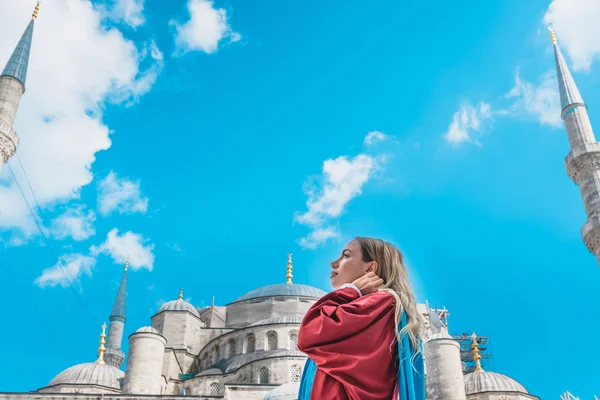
[0,5,594,400]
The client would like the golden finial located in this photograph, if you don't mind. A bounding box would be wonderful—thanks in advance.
[178,288,184,300]
[32,2,40,20]
[470,332,483,372]
[124,255,129,271]
[548,25,557,45]
[286,253,293,284]
[96,323,107,364]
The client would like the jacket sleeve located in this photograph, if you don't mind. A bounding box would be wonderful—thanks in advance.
[297,287,396,365]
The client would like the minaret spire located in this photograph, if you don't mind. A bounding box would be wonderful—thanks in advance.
[0,4,38,165]
[549,26,586,118]
[550,27,600,266]
[286,253,293,284]
[96,323,107,365]
[110,257,128,320]
[470,333,483,372]
[1,3,38,88]
[104,258,128,368]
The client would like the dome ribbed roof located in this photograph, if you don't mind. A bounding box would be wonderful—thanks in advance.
[47,362,124,389]
[136,326,160,334]
[196,368,223,377]
[233,284,327,303]
[464,371,528,395]
[250,316,303,326]
[264,382,300,400]
[157,299,199,317]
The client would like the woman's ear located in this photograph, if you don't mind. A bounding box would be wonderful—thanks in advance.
[366,261,379,274]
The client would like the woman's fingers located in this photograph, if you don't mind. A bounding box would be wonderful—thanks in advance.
[352,272,384,294]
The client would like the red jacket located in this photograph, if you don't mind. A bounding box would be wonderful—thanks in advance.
[298,287,399,399]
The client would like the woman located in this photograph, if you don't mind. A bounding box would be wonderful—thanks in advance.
[297,237,426,400]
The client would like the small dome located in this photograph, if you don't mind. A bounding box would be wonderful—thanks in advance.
[47,362,124,390]
[157,299,200,317]
[233,284,327,303]
[250,316,303,326]
[136,326,160,334]
[264,382,300,400]
[464,371,528,395]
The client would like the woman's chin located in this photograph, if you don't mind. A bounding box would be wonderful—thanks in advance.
[330,276,345,289]
[330,276,339,289]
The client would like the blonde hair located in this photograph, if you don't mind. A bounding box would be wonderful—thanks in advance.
[354,237,425,352]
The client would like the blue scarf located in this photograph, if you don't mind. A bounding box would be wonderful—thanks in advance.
[298,312,426,400]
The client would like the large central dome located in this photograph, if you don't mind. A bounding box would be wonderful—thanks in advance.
[232,283,327,303]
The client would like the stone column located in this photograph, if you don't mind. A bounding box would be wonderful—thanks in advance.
[424,338,466,400]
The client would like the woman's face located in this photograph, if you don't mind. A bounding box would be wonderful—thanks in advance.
[330,240,374,288]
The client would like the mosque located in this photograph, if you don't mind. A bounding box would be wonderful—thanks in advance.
[0,255,540,400]
[0,4,597,400]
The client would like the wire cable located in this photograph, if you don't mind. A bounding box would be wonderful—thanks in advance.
[6,161,95,318]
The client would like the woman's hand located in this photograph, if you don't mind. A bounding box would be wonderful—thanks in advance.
[352,271,384,295]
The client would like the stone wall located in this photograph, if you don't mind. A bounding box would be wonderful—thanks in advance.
[225,298,314,328]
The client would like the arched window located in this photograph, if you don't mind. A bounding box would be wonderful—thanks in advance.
[209,382,220,396]
[227,338,237,358]
[202,353,208,369]
[289,332,298,351]
[267,331,278,351]
[245,334,256,353]
[291,364,302,382]
[259,367,269,384]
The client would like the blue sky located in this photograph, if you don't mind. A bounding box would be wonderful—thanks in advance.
[0,0,599,397]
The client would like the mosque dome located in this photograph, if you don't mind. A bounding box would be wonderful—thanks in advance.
[135,326,161,334]
[264,382,300,400]
[233,283,327,303]
[46,362,124,390]
[231,254,327,303]
[45,323,125,390]
[156,289,200,317]
[463,333,528,395]
[464,371,528,394]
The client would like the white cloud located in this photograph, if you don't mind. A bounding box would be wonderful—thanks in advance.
[172,0,240,54]
[505,68,562,127]
[98,171,149,216]
[443,102,493,145]
[0,1,162,242]
[298,226,340,250]
[544,0,600,72]
[116,40,164,105]
[364,131,388,146]
[50,205,96,241]
[111,0,145,29]
[295,154,381,248]
[90,228,155,270]
[35,253,96,288]
[166,242,184,255]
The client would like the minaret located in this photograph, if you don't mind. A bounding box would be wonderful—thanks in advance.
[550,27,600,266]
[105,259,128,368]
[0,2,38,165]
